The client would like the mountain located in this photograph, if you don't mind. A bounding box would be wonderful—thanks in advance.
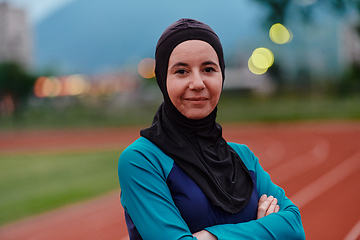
[34,0,267,75]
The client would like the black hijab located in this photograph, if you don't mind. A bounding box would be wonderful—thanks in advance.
[140,18,253,214]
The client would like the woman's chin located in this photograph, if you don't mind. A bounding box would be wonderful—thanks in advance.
[181,109,212,120]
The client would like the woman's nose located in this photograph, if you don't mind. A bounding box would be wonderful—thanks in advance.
[189,72,205,90]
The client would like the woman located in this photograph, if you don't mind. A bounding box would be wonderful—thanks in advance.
[118,18,305,240]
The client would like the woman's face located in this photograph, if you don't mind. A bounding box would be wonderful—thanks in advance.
[166,40,222,120]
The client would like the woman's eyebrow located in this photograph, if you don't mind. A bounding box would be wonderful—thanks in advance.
[201,61,218,66]
[171,62,188,68]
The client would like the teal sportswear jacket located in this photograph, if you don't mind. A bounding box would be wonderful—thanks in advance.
[118,137,305,240]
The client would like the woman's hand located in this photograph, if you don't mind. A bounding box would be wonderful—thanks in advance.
[193,230,218,240]
[192,195,279,239]
[193,195,279,239]
[257,194,280,219]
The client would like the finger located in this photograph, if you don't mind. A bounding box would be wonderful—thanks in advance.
[275,204,280,213]
[266,198,278,216]
[257,196,273,219]
[258,194,267,207]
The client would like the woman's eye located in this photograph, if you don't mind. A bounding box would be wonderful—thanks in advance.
[204,67,215,73]
[175,69,186,74]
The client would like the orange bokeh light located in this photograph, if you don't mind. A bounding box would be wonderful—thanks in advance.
[138,58,155,79]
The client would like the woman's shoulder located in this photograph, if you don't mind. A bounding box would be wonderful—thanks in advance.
[119,137,174,176]
[122,136,160,152]
[228,142,254,155]
[120,137,166,159]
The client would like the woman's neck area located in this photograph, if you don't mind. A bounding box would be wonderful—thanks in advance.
[163,101,217,133]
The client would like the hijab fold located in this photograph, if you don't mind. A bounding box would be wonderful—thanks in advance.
[140,19,253,213]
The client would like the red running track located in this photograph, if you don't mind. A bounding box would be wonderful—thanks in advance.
[0,122,359,240]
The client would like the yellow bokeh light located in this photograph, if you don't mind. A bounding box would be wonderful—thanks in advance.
[269,23,292,44]
[66,74,89,96]
[248,56,268,75]
[252,48,274,69]
[248,47,274,75]
[138,58,155,79]
[252,53,269,69]
[42,77,62,97]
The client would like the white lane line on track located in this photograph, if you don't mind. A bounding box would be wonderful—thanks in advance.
[259,140,286,169]
[344,218,360,240]
[120,236,130,240]
[269,138,330,184]
[290,150,360,209]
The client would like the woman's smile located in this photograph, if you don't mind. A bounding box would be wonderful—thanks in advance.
[184,96,209,105]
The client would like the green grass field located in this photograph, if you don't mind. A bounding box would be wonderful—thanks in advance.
[0,149,121,226]
[217,95,360,123]
[1,95,359,131]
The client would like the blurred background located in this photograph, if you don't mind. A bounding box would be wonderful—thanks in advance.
[0,0,360,239]
[0,0,359,129]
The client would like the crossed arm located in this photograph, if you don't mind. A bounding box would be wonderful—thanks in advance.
[193,194,280,240]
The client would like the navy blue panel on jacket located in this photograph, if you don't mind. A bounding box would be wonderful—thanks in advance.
[167,163,258,233]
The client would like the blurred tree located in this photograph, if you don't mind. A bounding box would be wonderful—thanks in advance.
[253,0,360,96]
[335,63,360,97]
[251,0,291,26]
[252,0,353,27]
[0,62,36,117]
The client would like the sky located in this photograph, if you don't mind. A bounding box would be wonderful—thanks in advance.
[0,0,74,23]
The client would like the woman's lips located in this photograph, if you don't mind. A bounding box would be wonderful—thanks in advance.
[184,97,209,104]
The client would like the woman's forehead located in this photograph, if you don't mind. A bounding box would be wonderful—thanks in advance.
[169,40,218,63]
[172,40,214,51]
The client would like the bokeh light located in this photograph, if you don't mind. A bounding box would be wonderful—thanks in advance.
[138,58,155,79]
[33,74,138,98]
[33,76,47,98]
[34,75,90,98]
[43,77,62,97]
[269,23,293,44]
[248,47,274,75]
[66,74,89,96]
[248,57,268,75]
[251,48,274,69]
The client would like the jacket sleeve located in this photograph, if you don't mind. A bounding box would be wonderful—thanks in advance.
[205,144,306,240]
[118,142,197,240]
